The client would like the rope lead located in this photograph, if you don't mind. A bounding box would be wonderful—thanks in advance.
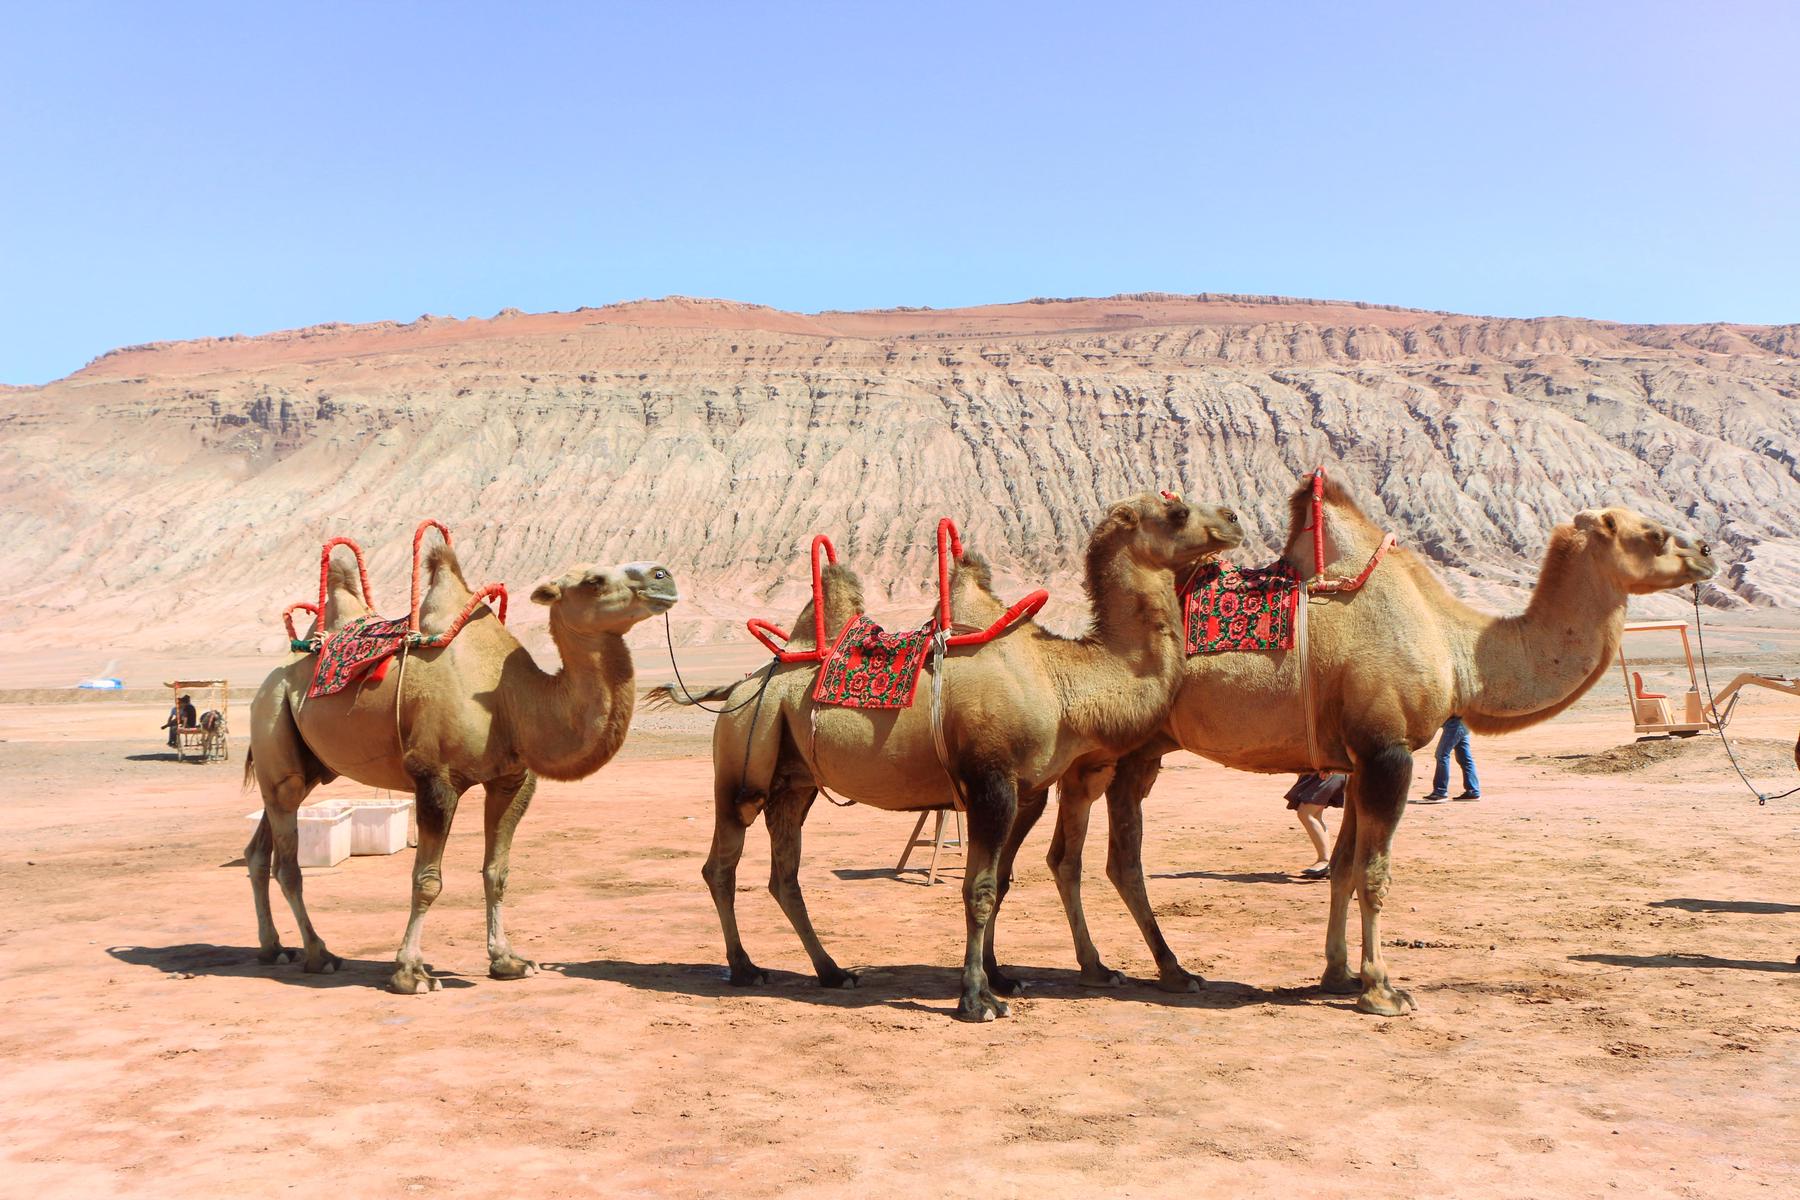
[1690,586,1800,806]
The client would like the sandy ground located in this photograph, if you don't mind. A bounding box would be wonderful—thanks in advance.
[3,638,1800,1198]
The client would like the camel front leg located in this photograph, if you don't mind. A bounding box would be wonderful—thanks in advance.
[1102,750,1200,992]
[481,771,539,981]
[1321,787,1361,994]
[956,768,1017,1022]
[983,786,1048,997]
[1348,745,1415,1016]
[392,773,461,994]
[1047,767,1120,986]
[764,785,855,988]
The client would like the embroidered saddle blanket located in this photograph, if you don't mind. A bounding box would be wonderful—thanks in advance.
[308,615,412,698]
[1182,559,1301,654]
[813,614,936,709]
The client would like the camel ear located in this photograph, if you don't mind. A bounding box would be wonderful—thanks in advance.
[1108,501,1141,530]
[530,580,562,606]
[1574,509,1617,539]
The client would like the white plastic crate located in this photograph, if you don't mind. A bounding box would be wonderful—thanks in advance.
[347,800,411,856]
[243,806,353,868]
[297,805,352,867]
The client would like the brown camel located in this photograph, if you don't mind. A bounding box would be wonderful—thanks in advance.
[245,542,677,993]
[664,494,1243,1021]
[1043,472,1716,1014]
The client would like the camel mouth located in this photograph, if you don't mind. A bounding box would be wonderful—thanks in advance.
[641,589,680,613]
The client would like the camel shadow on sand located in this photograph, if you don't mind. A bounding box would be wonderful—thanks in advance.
[1650,897,1800,915]
[106,943,478,990]
[547,958,1339,1016]
[1152,869,1318,886]
[1570,951,1799,974]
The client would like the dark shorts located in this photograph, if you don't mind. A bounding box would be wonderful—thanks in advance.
[1284,773,1347,810]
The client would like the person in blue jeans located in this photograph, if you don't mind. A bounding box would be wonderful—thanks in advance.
[1419,715,1480,803]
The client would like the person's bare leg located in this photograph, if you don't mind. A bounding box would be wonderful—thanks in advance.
[1296,803,1329,872]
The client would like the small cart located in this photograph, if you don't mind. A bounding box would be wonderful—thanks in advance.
[1619,621,1800,739]
[1617,622,1711,737]
[165,679,230,762]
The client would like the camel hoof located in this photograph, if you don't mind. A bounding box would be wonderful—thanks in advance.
[258,946,296,966]
[1156,969,1203,994]
[1320,968,1362,995]
[956,994,1009,1022]
[1356,986,1416,1017]
[390,967,440,995]
[728,965,771,987]
[1079,966,1126,989]
[303,952,343,975]
[817,966,860,989]
[489,956,539,981]
[987,971,1025,998]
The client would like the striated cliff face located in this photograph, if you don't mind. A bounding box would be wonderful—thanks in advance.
[2,293,1797,664]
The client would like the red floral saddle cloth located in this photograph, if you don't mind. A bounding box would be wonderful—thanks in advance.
[813,614,936,709]
[308,615,412,698]
[1182,560,1301,654]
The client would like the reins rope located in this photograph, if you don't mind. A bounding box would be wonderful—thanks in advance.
[662,612,776,715]
[1690,586,1800,806]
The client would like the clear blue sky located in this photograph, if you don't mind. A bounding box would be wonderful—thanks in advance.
[2,1,1795,384]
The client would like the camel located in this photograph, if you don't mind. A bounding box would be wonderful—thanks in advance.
[245,541,678,993]
[665,494,1243,1021]
[1042,472,1716,1015]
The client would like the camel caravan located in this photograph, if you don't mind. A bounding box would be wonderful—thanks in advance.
[245,471,1716,1018]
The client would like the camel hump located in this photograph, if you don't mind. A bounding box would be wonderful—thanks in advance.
[786,562,865,652]
[417,541,476,633]
[424,541,470,589]
[325,553,367,603]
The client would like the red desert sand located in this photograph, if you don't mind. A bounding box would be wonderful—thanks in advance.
[2,630,1798,1197]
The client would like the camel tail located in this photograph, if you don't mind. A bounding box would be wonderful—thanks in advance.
[642,680,737,711]
[242,747,257,793]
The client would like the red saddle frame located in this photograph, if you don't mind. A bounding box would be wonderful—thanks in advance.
[746,518,1049,664]
[282,520,508,646]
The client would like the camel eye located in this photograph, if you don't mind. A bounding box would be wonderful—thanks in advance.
[653,569,668,580]
[585,572,608,589]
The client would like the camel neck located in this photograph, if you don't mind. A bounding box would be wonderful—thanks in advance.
[1456,531,1626,731]
[512,614,637,781]
[1053,542,1187,750]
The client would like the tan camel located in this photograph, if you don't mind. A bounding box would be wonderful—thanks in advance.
[245,542,677,993]
[1042,472,1716,1014]
[664,494,1243,1021]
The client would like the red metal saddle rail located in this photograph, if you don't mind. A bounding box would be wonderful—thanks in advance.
[745,519,1048,663]
[1299,467,1395,596]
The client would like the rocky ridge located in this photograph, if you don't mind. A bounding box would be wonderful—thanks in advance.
[3,293,1797,666]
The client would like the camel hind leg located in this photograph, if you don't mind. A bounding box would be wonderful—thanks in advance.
[246,691,337,971]
[481,771,539,981]
[703,769,769,986]
[764,784,855,988]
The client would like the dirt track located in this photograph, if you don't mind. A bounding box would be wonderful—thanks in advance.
[2,677,1798,1198]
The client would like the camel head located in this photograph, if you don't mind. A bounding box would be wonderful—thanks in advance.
[1570,507,1715,595]
[529,560,680,634]
[1100,492,1244,570]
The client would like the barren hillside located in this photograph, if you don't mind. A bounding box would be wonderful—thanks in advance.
[3,293,1797,672]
